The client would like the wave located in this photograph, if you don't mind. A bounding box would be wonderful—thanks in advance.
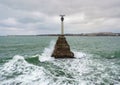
[1,54,120,85]
[0,54,87,85]
[38,40,55,62]
[0,55,55,85]
[0,41,120,85]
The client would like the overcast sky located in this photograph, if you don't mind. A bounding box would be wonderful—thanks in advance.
[0,0,120,35]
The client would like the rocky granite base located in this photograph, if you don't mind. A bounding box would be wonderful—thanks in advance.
[51,35,74,58]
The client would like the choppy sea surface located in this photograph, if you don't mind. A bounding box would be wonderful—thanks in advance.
[0,36,120,85]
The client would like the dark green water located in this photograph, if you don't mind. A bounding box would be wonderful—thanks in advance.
[0,36,120,85]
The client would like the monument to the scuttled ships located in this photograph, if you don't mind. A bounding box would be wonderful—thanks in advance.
[51,15,74,58]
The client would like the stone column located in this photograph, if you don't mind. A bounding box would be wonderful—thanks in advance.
[60,15,65,35]
[61,21,64,35]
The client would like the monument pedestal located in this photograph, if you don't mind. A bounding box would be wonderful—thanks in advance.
[51,35,74,58]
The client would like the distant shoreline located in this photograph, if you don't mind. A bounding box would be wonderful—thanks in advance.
[37,33,120,36]
[5,32,120,36]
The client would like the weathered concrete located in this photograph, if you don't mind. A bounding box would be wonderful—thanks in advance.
[51,35,74,58]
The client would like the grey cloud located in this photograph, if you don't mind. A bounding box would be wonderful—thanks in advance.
[0,0,120,35]
[1,0,120,18]
[18,17,44,24]
[1,0,120,16]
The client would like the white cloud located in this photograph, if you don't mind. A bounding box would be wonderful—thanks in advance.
[0,18,19,26]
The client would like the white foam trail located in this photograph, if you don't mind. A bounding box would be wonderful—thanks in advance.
[39,41,55,62]
[73,51,87,59]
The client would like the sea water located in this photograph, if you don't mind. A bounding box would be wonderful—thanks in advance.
[0,36,120,85]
